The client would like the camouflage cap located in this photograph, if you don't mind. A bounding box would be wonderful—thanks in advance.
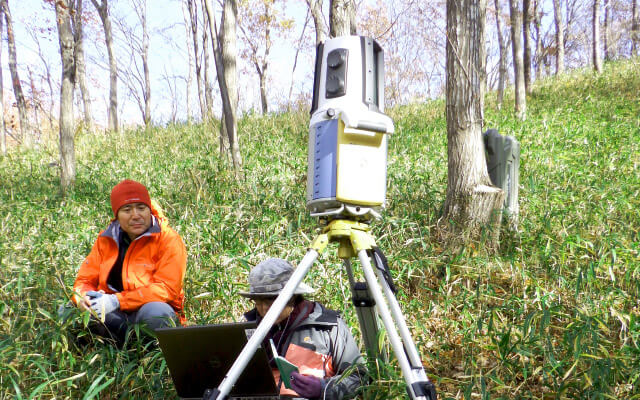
[239,258,315,298]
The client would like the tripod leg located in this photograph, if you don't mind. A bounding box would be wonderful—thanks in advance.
[212,249,320,399]
[357,250,435,400]
[345,259,386,361]
[370,251,426,370]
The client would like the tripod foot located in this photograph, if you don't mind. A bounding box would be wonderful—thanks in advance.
[202,388,226,400]
[408,381,437,400]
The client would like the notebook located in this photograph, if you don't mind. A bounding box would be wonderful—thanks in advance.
[156,322,279,399]
[269,339,298,389]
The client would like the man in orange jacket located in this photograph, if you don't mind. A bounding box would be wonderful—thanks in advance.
[71,179,187,345]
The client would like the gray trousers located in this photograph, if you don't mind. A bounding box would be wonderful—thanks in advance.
[60,301,178,346]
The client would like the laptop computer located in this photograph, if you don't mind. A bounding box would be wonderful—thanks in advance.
[156,321,279,400]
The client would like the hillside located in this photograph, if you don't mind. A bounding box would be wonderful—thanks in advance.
[0,58,638,399]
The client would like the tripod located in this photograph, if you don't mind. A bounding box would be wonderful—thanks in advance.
[205,219,436,400]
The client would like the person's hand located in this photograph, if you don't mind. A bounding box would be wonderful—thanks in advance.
[77,294,92,311]
[78,290,102,311]
[290,371,323,399]
[89,293,119,319]
[85,290,105,299]
[75,290,101,311]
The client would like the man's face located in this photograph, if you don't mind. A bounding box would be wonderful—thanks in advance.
[117,202,152,240]
[253,297,294,324]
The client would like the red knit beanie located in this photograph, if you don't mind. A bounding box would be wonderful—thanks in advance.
[110,179,152,217]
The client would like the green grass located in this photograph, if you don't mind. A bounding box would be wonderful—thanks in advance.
[1,57,639,399]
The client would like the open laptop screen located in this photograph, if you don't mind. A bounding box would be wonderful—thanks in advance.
[156,322,279,399]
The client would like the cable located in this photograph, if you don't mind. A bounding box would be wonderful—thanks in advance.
[368,247,397,294]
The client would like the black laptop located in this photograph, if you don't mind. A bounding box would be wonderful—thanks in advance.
[156,321,279,399]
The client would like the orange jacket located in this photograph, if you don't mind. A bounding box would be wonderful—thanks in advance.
[73,201,187,323]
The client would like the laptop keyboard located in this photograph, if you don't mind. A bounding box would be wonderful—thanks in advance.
[230,397,280,400]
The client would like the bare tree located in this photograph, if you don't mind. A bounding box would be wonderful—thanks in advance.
[161,67,180,124]
[494,0,508,108]
[219,0,237,159]
[238,0,291,114]
[201,0,214,120]
[593,0,603,72]
[73,0,93,131]
[633,0,639,55]
[55,0,77,193]
[523,0,533,90]
[204,0,242,170]
[115,0,151,126]
[181,0,194,121]
[509,0,526,119]
[565,0,585,61]
[603,0,609,60]
[140,0,150,126]
[305,0,326,45]
[442,0,504,246]
[91,0,118,131]
[329,0,356,37]
[242,0,273,114]
[0,2,6,155]
[287,8,310,108]
[552,0,565,74]
[27,67,43,143]
[1,0,31,147]
[188,0,206,120]
[359,1,445,106]
[28,27,57,133]
[533,0,543,78]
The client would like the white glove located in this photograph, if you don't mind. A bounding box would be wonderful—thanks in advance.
[89,292,120,319]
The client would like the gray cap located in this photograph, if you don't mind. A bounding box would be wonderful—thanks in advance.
[239,258,315,298]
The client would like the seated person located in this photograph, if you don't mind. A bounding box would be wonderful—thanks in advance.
[240,258,367,400]
[70,179,187,345]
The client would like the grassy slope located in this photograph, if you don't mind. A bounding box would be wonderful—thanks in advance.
[0,58,638,399]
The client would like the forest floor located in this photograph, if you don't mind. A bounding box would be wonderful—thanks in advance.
[0,58,639,399]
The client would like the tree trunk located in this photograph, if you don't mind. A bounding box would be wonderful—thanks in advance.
[552,0,565,74]
[27,68,42,143]
[0,3,6,155]
[442,0,504,247]
[202,0,226,155]
[494,0,507,109]
[188,0,206,120]
[633,0,639,56]
[523,0,532,91]
[73,0,93,131]
[348,0,357,35]
[305,0,325,45]
[603,0,609,60]
[221,0,241,169]
[258,65,268,114]
[2,0,30,147]
[329,0,355,37]
[508,0,526,120]
[204,0,242,170]
[91,0,118,132]
[55,0,77,194]
[260,1,272,115]
[141,0,151,126]
[592,0,603,73]
[202,1,214,121]
[181,0,194,122]
[533,0,543,78]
